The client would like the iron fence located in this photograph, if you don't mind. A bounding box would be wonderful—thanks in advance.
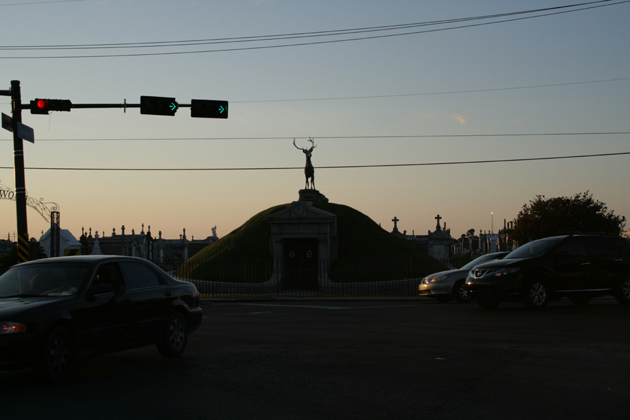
[168,258,441,298]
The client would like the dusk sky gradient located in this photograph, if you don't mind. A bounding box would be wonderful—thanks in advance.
[1,0,629,242]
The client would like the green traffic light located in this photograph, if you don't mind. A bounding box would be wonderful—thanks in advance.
[140,96,178,116]
[190,99,228,119]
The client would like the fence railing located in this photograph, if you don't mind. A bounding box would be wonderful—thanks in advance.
[168,259,440,298]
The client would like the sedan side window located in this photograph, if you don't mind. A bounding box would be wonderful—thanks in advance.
[92,263,123,289]
[119,261,163,290]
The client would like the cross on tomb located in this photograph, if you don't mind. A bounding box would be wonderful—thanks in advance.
[392,216,400,233]
[435,214,442,231]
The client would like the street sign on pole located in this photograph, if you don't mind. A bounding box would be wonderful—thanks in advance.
[4,113,35,143]
[17,122,34,143]
[1,113,12,132]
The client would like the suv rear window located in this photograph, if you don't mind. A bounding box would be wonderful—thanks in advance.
[586,236,628,257]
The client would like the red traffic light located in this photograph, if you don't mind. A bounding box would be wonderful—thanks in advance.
[30,99,72,114]
[31,99,50,114]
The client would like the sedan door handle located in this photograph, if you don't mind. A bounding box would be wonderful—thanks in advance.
[581,262,591,266]
[164,290,173,297]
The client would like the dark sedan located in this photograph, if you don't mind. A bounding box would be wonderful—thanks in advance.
[0,255,203,382]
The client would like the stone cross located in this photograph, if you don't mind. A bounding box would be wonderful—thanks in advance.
[392,216,399,232]
[435,214,442,230]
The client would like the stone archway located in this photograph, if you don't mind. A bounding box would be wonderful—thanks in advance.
[267,201,337,291]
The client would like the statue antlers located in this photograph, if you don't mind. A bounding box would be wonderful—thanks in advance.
[293,137,316,190]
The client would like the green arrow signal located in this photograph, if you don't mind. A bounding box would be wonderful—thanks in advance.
[218,105,225,114]
[170,102,178,112]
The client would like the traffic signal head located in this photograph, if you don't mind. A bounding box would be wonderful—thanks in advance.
[140,96,179,116]
[191,99,228,119]
[30,99,72,114]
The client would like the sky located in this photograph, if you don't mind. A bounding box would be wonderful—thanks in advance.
[1,0,629,243]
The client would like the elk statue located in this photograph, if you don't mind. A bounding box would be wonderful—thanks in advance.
[293,137,317,190]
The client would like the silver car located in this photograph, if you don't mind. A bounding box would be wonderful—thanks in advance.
[419,252,509,303]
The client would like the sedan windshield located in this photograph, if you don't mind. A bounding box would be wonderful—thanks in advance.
[506,237,565,259]
[0,263,90,297]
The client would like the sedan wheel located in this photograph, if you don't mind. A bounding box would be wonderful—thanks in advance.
[615,277,630,305]
[33,327,73,383]
[157,312,188,357]
[454,281,472,303]
[521,278,548,309]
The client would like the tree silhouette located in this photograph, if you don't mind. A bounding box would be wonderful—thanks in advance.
[511,191,626,245]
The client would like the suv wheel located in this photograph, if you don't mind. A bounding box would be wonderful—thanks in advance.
[614,277,630,306]
[521,278,549,309]
[454,281,472,303]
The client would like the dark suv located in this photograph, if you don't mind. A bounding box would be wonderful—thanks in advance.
[465,234,630,309]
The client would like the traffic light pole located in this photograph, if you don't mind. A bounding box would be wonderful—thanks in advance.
[0,81,30,263]
[1,83,229,263]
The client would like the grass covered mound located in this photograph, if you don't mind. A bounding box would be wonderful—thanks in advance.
[177,202,446,283]
[314,202,446,282]
[176,204,289,282]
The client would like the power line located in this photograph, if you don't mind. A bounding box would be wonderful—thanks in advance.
[0,1,616,50]
[2,0,627,59]
[0,0,85,6]
[235,78,630,103]
[1,151,628,172]
[2,132,628,142]
[1,76,628,108]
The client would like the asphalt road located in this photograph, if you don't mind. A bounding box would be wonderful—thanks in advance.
[2,297,629,420]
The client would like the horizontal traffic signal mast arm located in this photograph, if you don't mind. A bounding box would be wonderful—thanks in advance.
[22,97,228,119]
[22,101,187,111]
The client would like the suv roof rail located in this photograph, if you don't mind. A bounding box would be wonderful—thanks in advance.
[563,231,620,236]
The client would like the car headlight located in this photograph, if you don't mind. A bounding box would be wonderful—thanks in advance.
[0,321,27,334]
[422,274,451,284]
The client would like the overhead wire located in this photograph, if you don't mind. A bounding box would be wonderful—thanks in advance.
[1,0,628,58]
[0,0,85,6]
[234,77,630,103]
[1,1,618,51]
[1,131,628,142]
[1,151,628,172]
